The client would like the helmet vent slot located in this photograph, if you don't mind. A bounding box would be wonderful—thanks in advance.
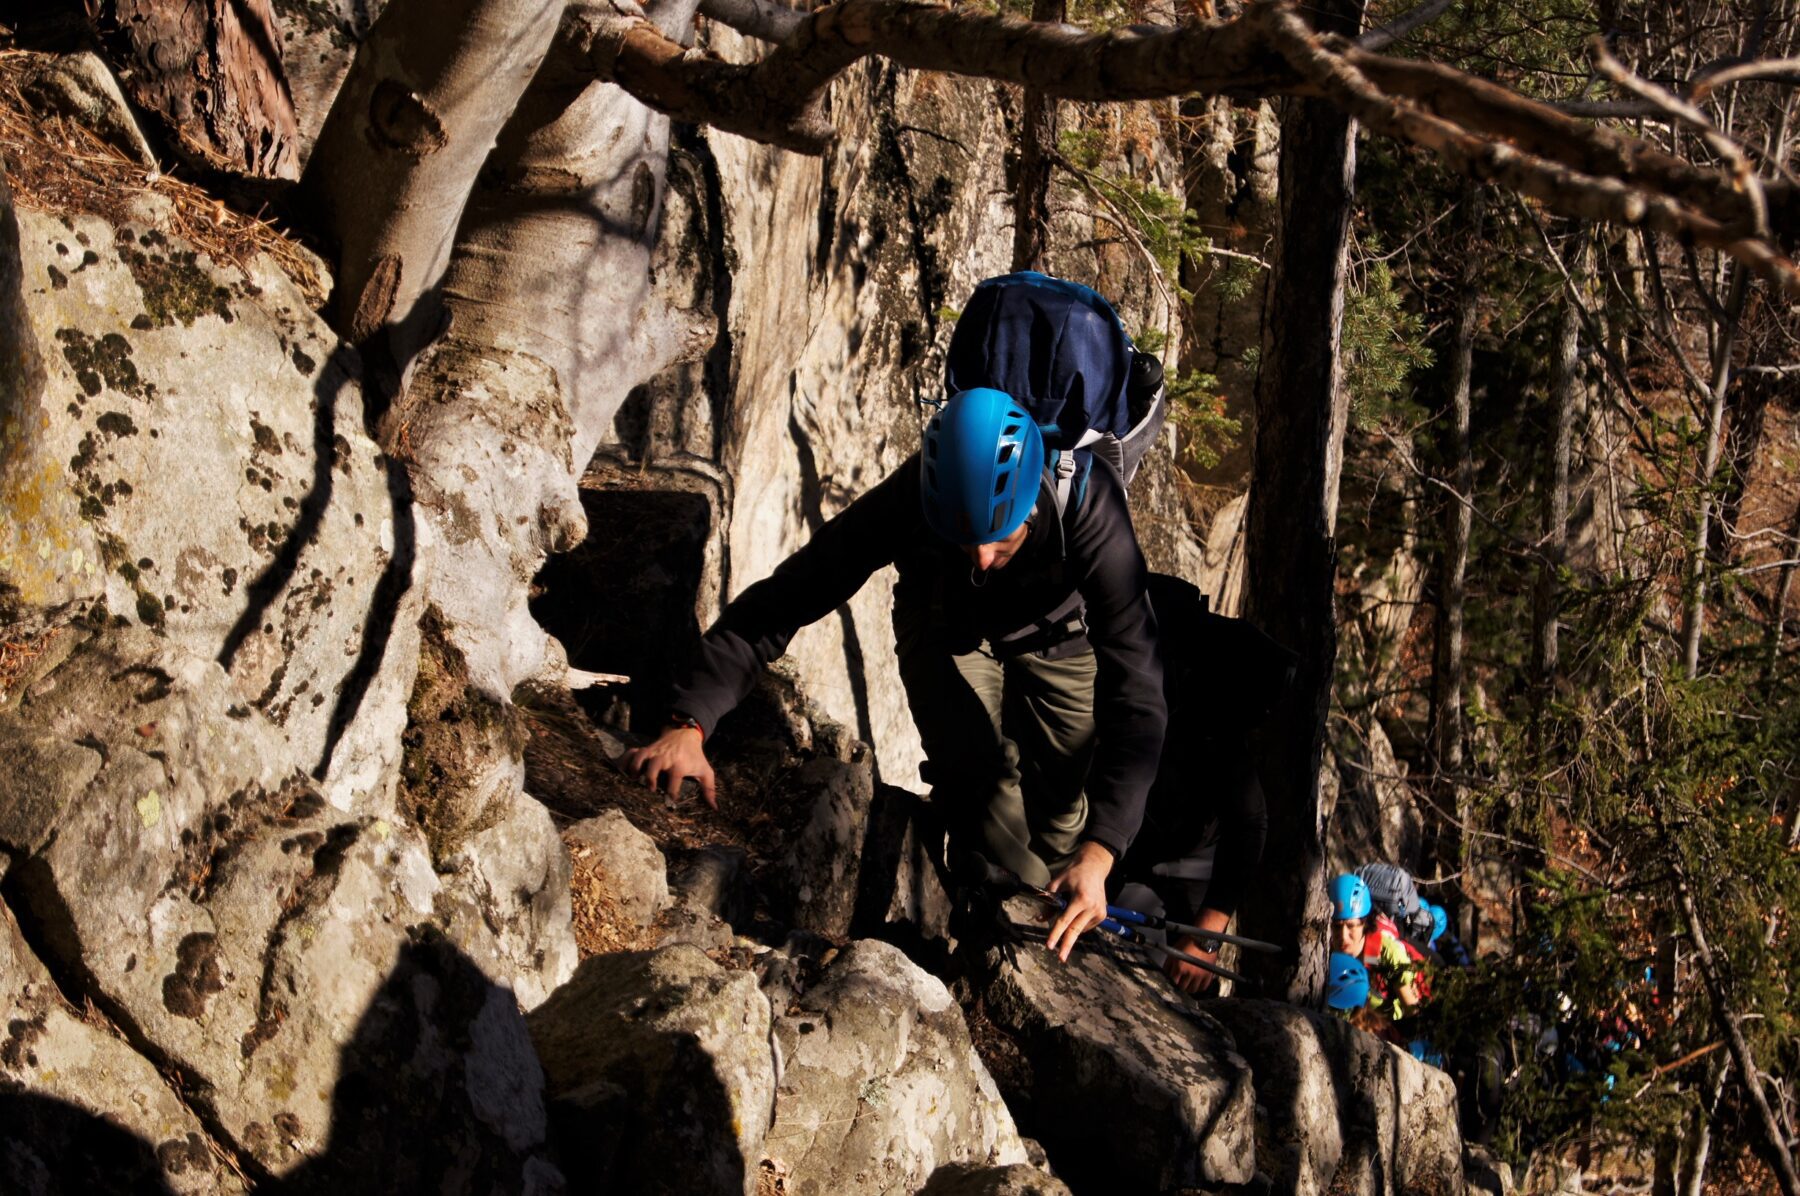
[994,475,1007,496]
[997,443,1014,464]
[1002,423,1020,436]
[990,506,1007,533]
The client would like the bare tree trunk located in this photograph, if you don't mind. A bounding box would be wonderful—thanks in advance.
[1676,875,1800,1195]
[1679,1055,1730,1196]
[1712,371,1776,569]
[1531,231,1582,744]
[301,0,565,365]
[1681,263,1748,680]
[1432,186,1479,887]
[83,0,300,178]
[1238,0,1363,1003]
[379,0,710,699]
[1010,0,1065,272]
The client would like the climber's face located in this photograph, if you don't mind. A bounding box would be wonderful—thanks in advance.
[962,517,1033,573]
[1334,917,1366,957]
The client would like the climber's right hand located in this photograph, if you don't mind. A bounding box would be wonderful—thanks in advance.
[622,727,717,808]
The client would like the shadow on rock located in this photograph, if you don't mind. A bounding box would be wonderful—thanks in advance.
[274,928,558,1195]
[4,927,560,1194]
[0,1089,181,1195]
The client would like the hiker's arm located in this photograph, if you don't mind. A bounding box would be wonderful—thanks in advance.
[1164,907,1233,994]
[664,461,910,736]
[1066,466,1166,858]
[628,463,908,802]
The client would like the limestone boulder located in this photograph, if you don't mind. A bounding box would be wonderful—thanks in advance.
[774,753,872,938]
[1206,999,1465,1196]
[853,785,954,949]
[669,844,752,928]
[565,808,670,927]
[0,893,240,1195]
[526,945,775,1196]
[917,1163,1074,1196]
[0,186,565,1187]
[974,896,1257,1192]
[767,940,1028,1196]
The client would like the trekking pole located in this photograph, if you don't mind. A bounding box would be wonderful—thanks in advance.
[1099,904,1283,955]
[1030,895,1252,985]
[1095,918,1251,986]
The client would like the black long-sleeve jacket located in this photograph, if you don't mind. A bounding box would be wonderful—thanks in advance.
[669,452,1166,858]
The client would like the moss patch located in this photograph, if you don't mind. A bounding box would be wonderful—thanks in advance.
[397,606,528,865]
[117,229,235,328]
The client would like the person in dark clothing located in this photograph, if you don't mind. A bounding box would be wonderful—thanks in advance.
[624,386,1167,959]
[1115,573,1292,993]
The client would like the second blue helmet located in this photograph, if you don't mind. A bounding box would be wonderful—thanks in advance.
[1330,874,1372,921]
[921,388,1046,545]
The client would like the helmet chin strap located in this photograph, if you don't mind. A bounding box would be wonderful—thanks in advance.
[969,564,988,588]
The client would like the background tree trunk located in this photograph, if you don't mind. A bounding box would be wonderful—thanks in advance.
[1531,231,1582,744]
[1009,0,1064,273]
[1237,0,1364,1002]
[1432,186,1479,897]
[1681,263,1747,680]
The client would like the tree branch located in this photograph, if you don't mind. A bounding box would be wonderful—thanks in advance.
[1354,0,1454,53]
[578,0,1800,287]
[698,0,808,42]
[1258,9,1800,296]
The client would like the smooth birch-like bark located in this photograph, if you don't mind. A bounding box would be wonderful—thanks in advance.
[1238,0,1363,1003]
[301,0,565,357]
[382,0,711,699]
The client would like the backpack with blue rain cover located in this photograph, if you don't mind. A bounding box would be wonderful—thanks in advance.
[944,272,1167,523]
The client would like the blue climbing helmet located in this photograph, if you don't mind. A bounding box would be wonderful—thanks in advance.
[1326,952,1370,1011]
[920,387,1046,545]
[1330,873,1372,921]
[1427,902,1449,948]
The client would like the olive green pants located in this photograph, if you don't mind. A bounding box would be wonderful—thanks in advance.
[893,603,1097,889]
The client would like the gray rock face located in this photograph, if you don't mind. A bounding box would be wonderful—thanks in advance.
[767,940,1028,1196]
[527,945,775,1196]
[0,896,241,1195]
[917,1162,1074,1196]
[565,808,670,927]
[23,52,157,169]
[610,34,1210,799]
[1206,999,1465,1196]
[273,0,390,164]
[669,844,752,927]
[856,785,954,947]
[975,897,1257,1192]
[776,754,873,938]
[0,181,567,1185]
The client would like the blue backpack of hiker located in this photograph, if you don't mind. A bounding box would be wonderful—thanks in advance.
[943,272,1167,522]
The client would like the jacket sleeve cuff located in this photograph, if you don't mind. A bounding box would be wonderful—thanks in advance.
[1080,831,1125,862]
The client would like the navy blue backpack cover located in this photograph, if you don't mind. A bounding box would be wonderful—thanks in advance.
[944,272,1165,516]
